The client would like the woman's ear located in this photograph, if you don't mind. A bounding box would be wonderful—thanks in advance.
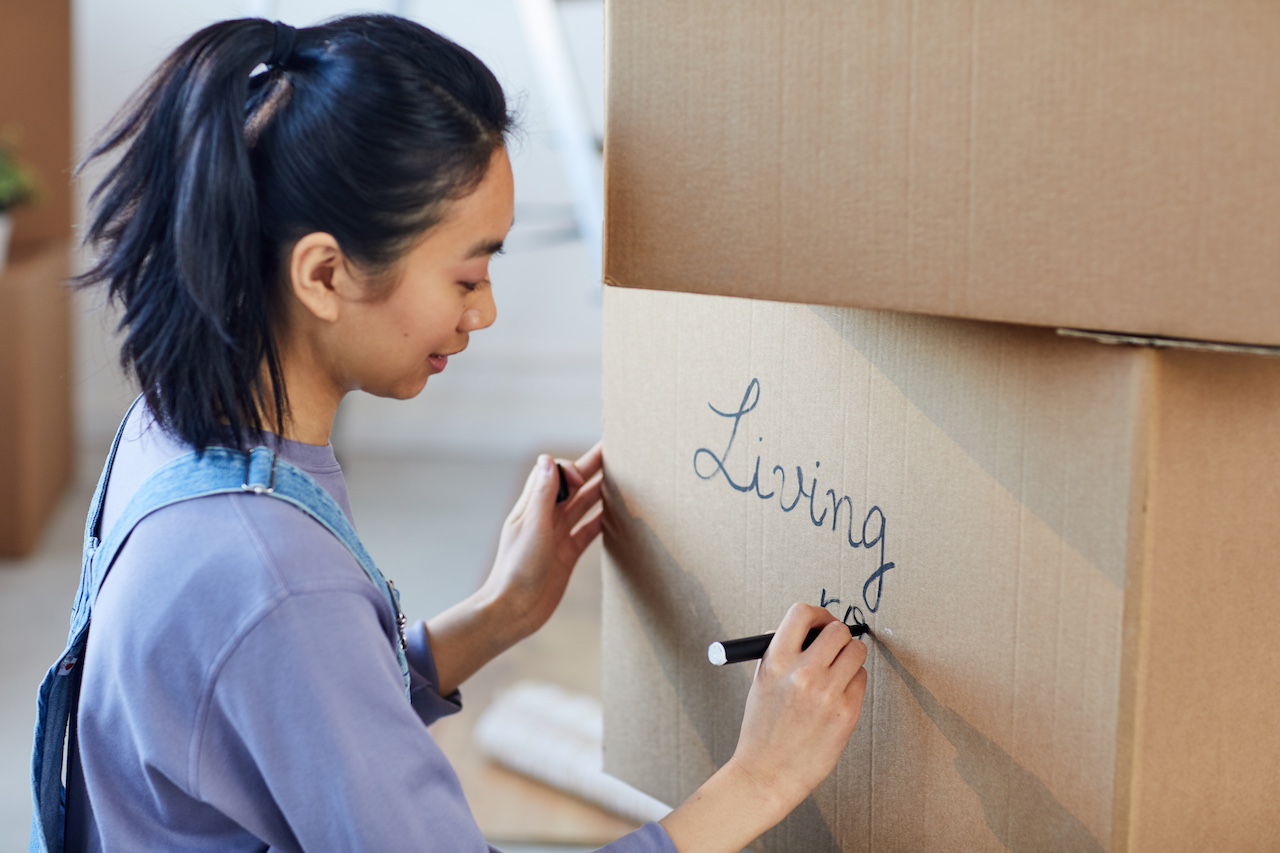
[287,232,348,323]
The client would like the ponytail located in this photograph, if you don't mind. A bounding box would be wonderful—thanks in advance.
[78,16,514,451]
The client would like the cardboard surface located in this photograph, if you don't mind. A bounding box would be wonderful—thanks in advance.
[0,242,74,557]
[605,1,1280,346]
[0,1,74,556]
[1116,351,1280,850]
[601,286,1280,851]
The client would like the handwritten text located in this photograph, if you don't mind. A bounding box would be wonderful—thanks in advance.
[693,379,896,612]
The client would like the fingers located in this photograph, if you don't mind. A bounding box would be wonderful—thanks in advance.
[506,454,554,522]
[561,468,603,526]
[569,503,604,553]
[806,619,861,665]
[533,454,561,506]
[571,441,603,481]
[765,604,869,700]
[770,603,839,661]
[521,454,582,517]
[834,629,869,668]
[502,444,605,527]
[550,442,601,498]
[509,446,605,558]
[829,630,869,684]
[540,442,604,524]
[732,605,870,807]
[845,665,869,702]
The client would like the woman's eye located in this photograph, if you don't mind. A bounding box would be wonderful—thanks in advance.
[458,280,480,292]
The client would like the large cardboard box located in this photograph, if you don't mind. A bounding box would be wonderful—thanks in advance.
[602,286,1280,851]
[605,1,1280,346]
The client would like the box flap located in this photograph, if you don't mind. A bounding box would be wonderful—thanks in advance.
[606,1,1280,346]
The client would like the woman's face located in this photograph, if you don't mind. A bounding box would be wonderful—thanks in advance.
[319,147,515,401]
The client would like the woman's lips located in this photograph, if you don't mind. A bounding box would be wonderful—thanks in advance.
[428,354,449,373]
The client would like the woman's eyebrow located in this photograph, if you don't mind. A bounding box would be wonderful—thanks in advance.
[464,219,514,259]
[465,238,506,259]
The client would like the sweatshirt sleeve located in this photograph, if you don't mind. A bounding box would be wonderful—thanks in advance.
[405,618,464,725]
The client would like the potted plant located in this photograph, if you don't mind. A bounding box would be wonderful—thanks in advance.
[0,132,37,274]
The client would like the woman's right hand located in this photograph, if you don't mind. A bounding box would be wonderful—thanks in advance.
[658,603,868,852]
[729,603,869,814]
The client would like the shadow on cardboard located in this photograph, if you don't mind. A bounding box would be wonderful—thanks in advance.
[877,642,1105,851]
[811,305,1129,591]
[604,476,845,852]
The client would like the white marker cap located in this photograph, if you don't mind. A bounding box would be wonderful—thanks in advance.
[707,642,727,666]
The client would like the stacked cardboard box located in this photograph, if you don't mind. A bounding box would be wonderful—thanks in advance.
[600,2,1280,850]
[0,244,73,557]
[0,0,74,557]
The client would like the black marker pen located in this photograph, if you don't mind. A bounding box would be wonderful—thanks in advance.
[555,463,570,503]
[708,623,870,666]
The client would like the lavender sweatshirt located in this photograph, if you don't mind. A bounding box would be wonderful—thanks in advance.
[64,405,675,853]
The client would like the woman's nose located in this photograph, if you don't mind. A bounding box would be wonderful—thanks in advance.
[460,286,497,332]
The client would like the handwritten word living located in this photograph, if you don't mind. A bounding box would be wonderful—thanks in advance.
[693,379,896,612]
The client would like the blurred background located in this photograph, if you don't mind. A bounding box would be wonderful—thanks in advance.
[74,0,607,457]
[0,1,638,849]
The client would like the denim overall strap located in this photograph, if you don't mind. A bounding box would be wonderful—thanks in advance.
[28,397,144,853]
[30,443,410,853]
[90,447,411,693]
[67,394,146,646]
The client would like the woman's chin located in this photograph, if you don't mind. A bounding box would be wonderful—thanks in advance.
[361,374,432,401]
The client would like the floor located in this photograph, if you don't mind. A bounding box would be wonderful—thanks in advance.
[0,439,638,851]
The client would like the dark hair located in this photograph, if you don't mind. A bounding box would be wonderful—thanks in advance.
[78,15,515,451]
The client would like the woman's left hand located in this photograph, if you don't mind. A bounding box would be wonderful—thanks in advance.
[480,442,604,639]
[425,442,603,695]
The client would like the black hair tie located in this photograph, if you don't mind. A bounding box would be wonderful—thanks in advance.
[266,21,298,69]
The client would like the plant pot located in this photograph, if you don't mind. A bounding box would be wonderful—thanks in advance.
[0,211,11,275]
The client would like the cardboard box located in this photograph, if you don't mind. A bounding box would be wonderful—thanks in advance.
[601,285,1280,851]
[605,1,1280,346]
[0,241,73,557]
[0,0,75,557]
[1,0,73,250]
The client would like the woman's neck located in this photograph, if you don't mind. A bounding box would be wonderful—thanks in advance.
[263,347,344,447]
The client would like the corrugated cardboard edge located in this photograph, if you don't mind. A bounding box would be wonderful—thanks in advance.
[1114,350,1280,850]
[1109,348,1160,850]
[1057,328,1280,358]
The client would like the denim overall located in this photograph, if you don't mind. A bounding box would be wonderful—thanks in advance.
[29,401,412,852]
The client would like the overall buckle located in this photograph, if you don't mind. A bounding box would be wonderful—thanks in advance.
[240,449,278,495]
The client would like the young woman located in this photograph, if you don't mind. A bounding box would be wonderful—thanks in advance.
[30,15,869,853]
